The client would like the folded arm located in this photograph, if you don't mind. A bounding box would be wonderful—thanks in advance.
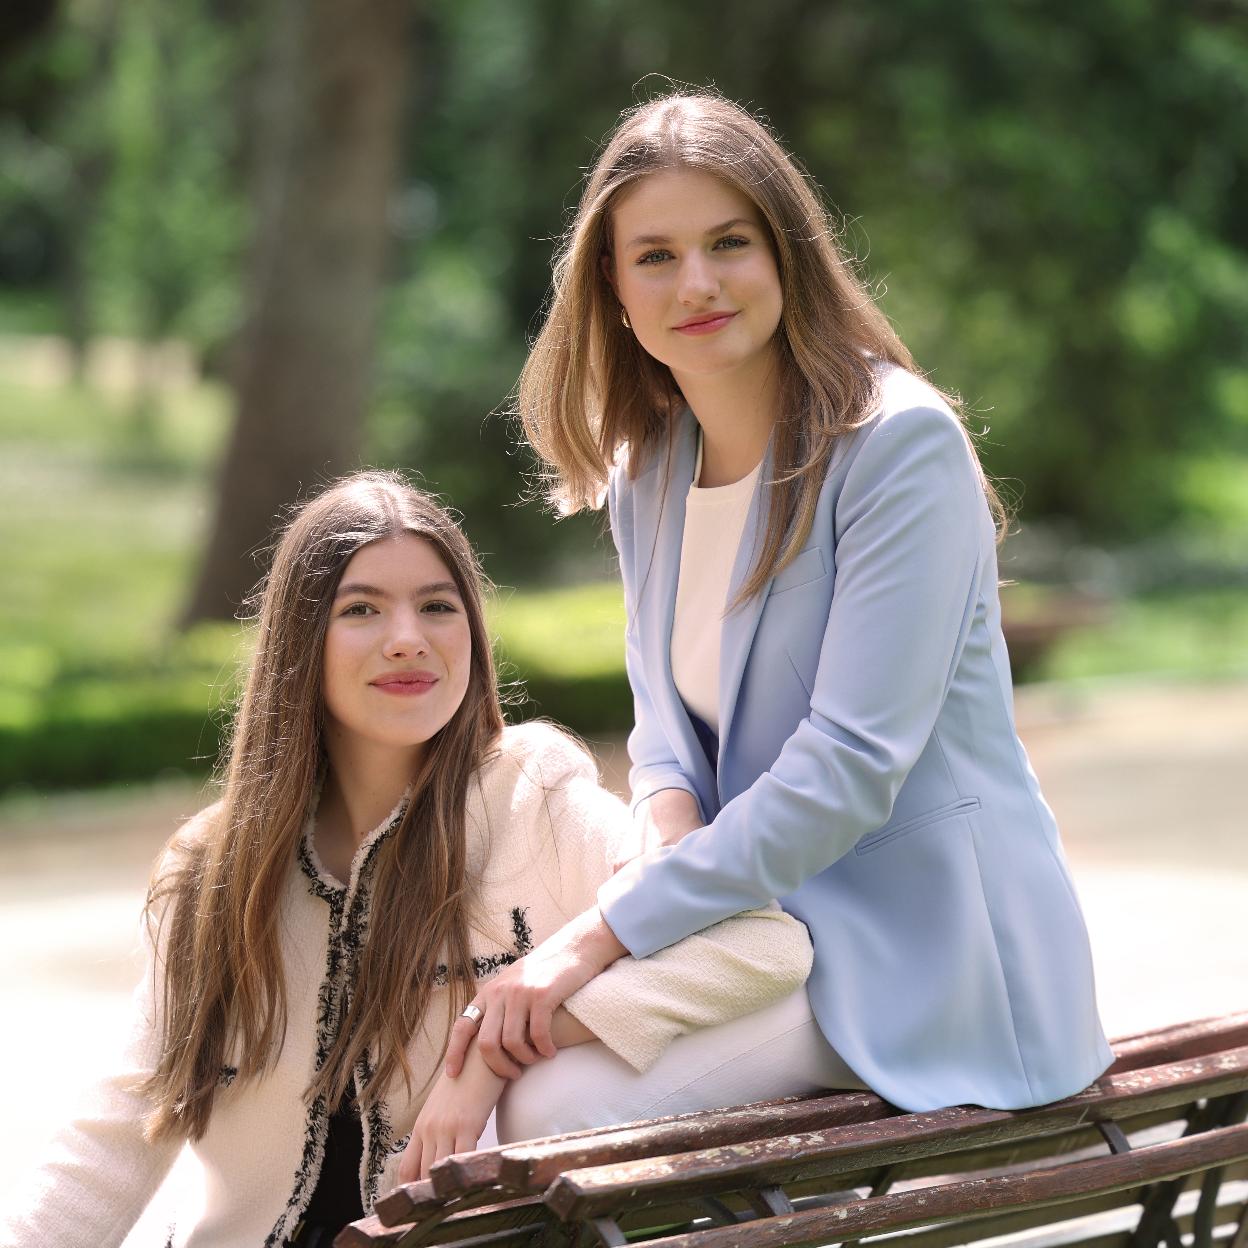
[443,755,812,1080]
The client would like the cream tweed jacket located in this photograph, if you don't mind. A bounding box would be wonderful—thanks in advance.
[1,722,813,1248]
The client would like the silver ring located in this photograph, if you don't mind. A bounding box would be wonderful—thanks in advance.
[460,1004,484,1027]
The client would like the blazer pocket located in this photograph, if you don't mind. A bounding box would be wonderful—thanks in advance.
[769,546,827,596]
[855,796,982,856]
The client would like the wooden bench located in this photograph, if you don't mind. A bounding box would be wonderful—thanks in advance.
[338,1013,1248,1248]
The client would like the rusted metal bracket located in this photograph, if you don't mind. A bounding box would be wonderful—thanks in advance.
[869,1164,898,1197]
[1097,1120,1133,1154]
[695,1196,740,1226]
[588,1216,627,1247]
[744,1185,795,1218]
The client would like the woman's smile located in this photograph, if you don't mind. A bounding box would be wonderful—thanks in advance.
[370,669,439,695]
[673,310,739,335]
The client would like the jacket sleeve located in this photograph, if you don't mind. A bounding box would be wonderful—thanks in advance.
[608,466,704,823]
[599,401,991,957]
[0,907,183,1247]
[530,740,813,1073]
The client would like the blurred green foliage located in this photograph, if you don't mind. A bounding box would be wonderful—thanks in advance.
[1035,590,1248,685]
[0,375,633,791]
[1,1,1246,790]
[4,0,1247,569]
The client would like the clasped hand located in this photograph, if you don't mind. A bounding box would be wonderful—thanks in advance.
[398,1041,505,1182]
[443,905,627,1080]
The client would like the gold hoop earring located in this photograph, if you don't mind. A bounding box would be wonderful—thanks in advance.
[620,308,631,330]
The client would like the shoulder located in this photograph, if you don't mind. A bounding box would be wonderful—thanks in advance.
[474,722,599,805]
[153,799,222,885]
[608,408,694,507]
[870,362,963,436]
[467,723,625,876]
[838,363,977,480]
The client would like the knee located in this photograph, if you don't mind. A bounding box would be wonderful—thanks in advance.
[495,1045,629,1144]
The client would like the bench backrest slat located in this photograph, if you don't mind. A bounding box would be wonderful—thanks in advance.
[1109,1014,1248,1072]
[543,1049,1248,1222]
[626,1122,1248,1248]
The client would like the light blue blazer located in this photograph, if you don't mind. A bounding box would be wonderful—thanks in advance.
[598,364,1113,1113]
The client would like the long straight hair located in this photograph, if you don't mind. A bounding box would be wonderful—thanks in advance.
[518,90,1005,602]
[143,471,504,1141]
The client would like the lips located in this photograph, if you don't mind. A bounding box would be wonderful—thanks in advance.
[370,671,438,695]
[673,311,738,335]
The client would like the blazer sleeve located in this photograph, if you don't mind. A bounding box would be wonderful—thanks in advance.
[608,466,704,822]
[529,740,813,1073]
[599,401,990,957]
[0,902,184,1247]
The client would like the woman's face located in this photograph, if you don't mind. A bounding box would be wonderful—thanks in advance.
[608,167,784,387]
[322,533,473,763]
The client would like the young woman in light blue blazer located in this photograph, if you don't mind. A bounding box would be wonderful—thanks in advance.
[444,91,1112,1115]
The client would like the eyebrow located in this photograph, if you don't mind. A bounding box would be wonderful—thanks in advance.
[623,217,756,249]
[335,580,461,599]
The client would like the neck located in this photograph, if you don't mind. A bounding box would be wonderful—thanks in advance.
[673,350,782,487]
[319,729,424,857]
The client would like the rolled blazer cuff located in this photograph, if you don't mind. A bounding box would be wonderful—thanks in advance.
[628,776,703,820]
[599,846,682,958]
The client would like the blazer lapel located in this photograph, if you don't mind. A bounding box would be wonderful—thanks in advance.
[635,412,718,804]
[716,440,775,780]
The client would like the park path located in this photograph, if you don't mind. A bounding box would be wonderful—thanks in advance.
[1,678,1245,1240]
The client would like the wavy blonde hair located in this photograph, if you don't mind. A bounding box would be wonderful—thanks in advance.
[143,471,504,1141]
[518,90,1004,601]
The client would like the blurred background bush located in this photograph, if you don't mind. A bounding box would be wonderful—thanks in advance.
[1,0,1245,793]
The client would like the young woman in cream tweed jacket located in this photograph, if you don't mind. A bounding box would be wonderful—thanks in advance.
[0,475,817,1248]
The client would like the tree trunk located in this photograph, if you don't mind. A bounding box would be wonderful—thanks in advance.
[181,0,410,623]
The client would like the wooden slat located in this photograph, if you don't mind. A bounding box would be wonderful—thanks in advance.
[633,1122,1248,1248]
[488,1091,894,1198]
[376,1176,507,1228]
[877,1103,1198,1187]
[544,1050,1248,1222]
[862,1186,1149,1248]
[412,1091,891,1204]
[336,1208,546,1248]
[1110,1015,1248,1074]
[337,1214,411,1247]
[373,1179,443,1227]
[601,1171,1248,1248]
[877,1174,1248,1248]
[415,1196,551,1247]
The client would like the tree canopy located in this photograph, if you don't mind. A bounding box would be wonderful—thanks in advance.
[2,0,1245,597]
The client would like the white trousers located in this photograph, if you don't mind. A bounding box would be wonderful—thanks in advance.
[493,988,863,1145]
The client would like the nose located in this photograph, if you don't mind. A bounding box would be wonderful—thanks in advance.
[383,607,429,659]
[676,252,720,306]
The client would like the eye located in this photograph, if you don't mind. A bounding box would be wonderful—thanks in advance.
[714,234,750,251]
[341,602,378,617]
[636,248,673,266]
[422,599,459,614]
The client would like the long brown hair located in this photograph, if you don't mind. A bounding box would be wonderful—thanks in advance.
[143,471,504,1141]
[518,89,1005,601]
